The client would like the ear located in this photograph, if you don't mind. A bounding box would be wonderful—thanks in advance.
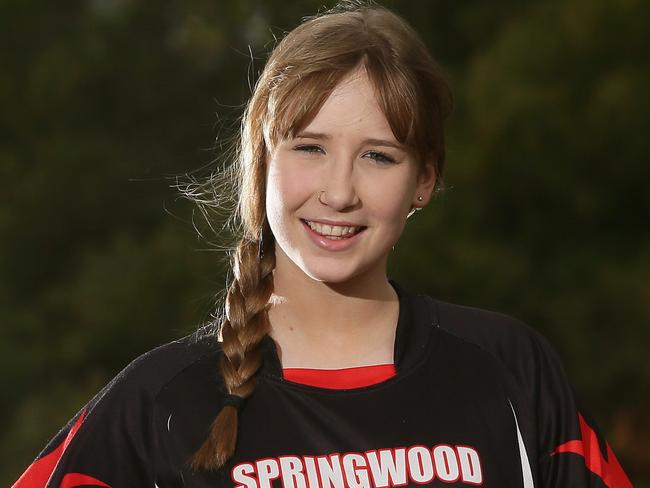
[413,162,437,207]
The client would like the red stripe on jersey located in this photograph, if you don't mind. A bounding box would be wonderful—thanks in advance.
[552,413,632,488]
[12,409,112,488]
[60,473,111,488]
[13,410,87,488]
[283,363,396,389]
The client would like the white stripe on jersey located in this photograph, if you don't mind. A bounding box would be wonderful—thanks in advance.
[509,399,535,488]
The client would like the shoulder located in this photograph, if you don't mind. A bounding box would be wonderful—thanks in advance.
[427,297,575,422]
[431,298,561,370]
[400,277,547,357]
[112,330,222,394]
[14,332,224,485]
[420,300,633,486]
[89,330,223,412]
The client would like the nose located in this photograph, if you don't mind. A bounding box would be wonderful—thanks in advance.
[318,155,360,211]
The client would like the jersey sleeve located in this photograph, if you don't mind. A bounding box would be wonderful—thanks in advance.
[530,331,632,488]
[435,300,633,488]
[13,355,157,488]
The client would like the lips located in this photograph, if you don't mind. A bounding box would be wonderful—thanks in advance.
[302,219,365,238]
[300,219,367,251]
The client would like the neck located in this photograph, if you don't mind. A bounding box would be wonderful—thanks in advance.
[267,247,399,369]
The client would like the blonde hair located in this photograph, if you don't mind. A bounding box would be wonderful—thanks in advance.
[188,1,453,471]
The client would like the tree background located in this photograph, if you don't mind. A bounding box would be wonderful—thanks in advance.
[1,0,647,484]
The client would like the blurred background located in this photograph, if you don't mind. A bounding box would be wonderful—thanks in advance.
[1,0,648,484]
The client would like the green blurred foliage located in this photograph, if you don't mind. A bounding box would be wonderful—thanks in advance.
[1,0,647,484]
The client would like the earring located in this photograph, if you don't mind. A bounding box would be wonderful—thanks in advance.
[407,197,424,219]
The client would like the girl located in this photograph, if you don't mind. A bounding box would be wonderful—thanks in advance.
[14,2,631,487]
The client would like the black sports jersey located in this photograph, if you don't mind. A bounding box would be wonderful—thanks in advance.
[14,280,632,488]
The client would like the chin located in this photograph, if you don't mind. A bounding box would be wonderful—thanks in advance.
[301,266,356,284]
[299,257,380,286]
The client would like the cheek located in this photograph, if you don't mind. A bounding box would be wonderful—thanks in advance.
[265,165,282,215]
[265,158,312,221]
[368,175,415,221]
[388,192,413,218]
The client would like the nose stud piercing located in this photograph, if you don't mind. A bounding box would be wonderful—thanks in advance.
[319,191,424,208]
[318,192,423,203]
[316,190,423,222]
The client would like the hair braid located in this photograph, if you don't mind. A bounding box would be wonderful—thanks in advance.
[190,226,275,471]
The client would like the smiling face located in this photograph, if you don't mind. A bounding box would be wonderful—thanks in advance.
[265,66,437,286]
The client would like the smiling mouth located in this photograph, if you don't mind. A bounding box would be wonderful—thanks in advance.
[300,219,367,239]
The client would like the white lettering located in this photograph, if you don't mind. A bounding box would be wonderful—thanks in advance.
[303,456,320,488]
[433,445,460,482]
[457,446,483,484]
[342,453,370,488]
[407,446,435,483]
[280,456,307,488]
[317,454,345,488]
[232,463,257,488]
[366,448,407,487]
[256,459,280,488]
[231,443,484,488]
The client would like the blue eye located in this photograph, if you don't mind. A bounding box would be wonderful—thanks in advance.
[364,151,396,164]
[294,144,324,154]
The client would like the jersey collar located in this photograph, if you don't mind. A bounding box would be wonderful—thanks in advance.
[258,279,437,381]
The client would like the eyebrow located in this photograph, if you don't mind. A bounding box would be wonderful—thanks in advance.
[295,131,406,150]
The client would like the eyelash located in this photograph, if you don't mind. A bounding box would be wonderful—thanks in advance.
[294,144,323,154]
[293,145,397,165]
[365,150,396,164]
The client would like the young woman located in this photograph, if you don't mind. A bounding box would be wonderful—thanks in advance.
[14,3,632,488]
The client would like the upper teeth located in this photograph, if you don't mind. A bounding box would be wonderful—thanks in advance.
[306,220,362,236]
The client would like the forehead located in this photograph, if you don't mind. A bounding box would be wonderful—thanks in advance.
[300,67,397,141]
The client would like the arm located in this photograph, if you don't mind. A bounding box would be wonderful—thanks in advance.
[532,338,632,488]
